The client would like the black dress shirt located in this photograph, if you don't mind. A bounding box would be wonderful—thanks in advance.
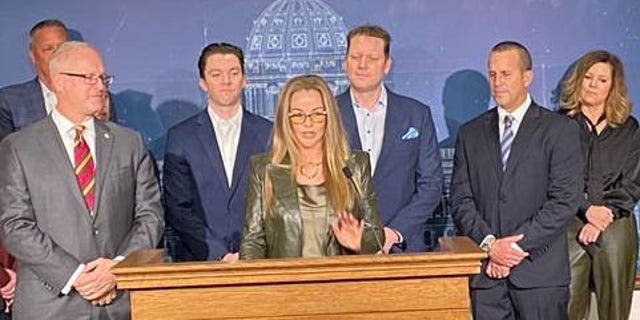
[573,113,640,219]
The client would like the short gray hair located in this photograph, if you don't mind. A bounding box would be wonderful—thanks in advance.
[49,41,93,74]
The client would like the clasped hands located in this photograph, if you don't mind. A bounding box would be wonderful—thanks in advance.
[485,234,529,279]
[0,268,16,313]
[578,205,613,245]
[72,258,118,306]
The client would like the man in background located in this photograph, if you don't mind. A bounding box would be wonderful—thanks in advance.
[0,19,69,140]
[337,24,443,253]
[163,43,271,261]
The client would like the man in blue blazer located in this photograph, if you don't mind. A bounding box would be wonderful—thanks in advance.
[163,43,271,261]
[0,19,69,141]
[451,41,583,319]
[337,25,443,253]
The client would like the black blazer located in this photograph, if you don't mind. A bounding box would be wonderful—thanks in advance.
[451,102,583,289]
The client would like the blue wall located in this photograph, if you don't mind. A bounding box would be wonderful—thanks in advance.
[2,0,639,152]
[2,0,639,258]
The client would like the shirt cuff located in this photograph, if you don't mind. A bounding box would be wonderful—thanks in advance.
[113,256,126,262]
[60,263,86,295]
[479,234,496,252]
[510,242,524,252]
[393,229,404,244]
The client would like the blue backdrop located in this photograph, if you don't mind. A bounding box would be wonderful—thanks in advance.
[1,0,639,259]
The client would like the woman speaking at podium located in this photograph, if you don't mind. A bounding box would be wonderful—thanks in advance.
[240,75,385,259]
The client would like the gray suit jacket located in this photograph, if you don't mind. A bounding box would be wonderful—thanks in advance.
[0,116,164,320]
[0,78,47,141]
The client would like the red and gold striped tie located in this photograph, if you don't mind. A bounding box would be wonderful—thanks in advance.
[74,125,95,212]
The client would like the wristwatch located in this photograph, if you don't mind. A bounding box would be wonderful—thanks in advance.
[479,235,496,253]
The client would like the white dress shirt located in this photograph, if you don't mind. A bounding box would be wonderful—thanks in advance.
[51,108,96,166]
[208,105,242,187]
[497,93,531,141]
[40,81,58,115]
[350,85,388,174]
[50,108,97,294]
[481,93,532,252]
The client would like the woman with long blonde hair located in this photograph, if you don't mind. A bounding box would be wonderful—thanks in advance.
[240,74,385,259]
[560,50,640,320]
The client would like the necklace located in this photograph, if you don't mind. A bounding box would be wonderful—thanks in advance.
[298,161,322,180]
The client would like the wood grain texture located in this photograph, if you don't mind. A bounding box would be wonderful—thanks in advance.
[114,237,485,319]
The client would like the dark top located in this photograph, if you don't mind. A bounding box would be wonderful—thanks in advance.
[573,113,640,219]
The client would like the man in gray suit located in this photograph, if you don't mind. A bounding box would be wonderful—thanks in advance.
[0,19,69,141]
[0,41,164,319]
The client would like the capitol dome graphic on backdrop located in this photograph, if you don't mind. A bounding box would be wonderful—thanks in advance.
[244,0,349,119]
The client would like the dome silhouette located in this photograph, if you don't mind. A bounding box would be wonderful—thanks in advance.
[244,0,349,118]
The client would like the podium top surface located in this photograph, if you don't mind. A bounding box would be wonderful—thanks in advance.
[113,237,486,290]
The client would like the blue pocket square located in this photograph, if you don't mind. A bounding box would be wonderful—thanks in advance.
[401,126,420,140]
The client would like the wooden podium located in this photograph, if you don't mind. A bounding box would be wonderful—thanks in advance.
[113,237,486,319]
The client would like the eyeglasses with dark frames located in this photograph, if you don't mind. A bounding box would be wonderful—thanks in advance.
[288,111,327,124]
[60,72,114,87]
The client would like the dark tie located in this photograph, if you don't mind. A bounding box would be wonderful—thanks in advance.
[74,125,96,212]
[501,115,515,171]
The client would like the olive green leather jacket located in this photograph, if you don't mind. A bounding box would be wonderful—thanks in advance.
[239,150,385,259]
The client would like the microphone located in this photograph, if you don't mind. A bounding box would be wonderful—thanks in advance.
[341,166,385,253]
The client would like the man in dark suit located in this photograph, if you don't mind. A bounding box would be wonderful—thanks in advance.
[451,41,583,320]
[336,25,443,253]
[0,19,69,141]
[0,41,164,319]
[163,43,272,261]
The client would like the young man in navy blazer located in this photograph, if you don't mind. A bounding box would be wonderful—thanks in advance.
[163,43,272,261]
[336,25,443,253]
[451,41,583,320]
[0,19,69,141]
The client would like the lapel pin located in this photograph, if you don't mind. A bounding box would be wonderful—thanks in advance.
[104,132,111,139]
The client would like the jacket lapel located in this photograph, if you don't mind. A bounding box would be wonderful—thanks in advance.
[28,79,47,121]
[337,91,363,150]
[503,103,540,177]
[267,162,299,207]
[39,117,93,224]
[267,161,302,254]
[195,110,230,192]
[375,91,404,177]
[482,108,504,179]
[229,110,252,199]
[93,121,114,219]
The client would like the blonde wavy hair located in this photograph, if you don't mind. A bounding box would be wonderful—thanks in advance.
[559,50,632,126]
[264,74,355,216]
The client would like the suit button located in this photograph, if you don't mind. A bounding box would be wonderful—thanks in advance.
[499,194,506,202]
